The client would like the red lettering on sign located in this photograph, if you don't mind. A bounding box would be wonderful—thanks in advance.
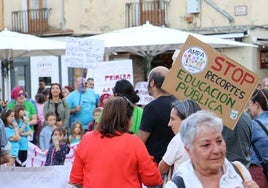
[211,56,255,85]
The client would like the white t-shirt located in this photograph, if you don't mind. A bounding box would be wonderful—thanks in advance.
[162,133,189,174]
[165,159,252,188]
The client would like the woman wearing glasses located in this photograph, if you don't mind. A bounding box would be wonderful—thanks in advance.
[7,86,37,142]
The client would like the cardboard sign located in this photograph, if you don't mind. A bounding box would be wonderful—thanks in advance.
[162,35,260,129]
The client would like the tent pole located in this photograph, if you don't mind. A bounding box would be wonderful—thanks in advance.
[143,55,153,80]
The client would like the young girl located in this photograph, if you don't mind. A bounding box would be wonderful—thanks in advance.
[69,121,84,145]
[87,107,103,131]
[45,127,70,166]
[14,105,32,167]
[1,109,20,166]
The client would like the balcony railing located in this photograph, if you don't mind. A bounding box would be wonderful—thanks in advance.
[11,8,51,36]
[125,0,170,27]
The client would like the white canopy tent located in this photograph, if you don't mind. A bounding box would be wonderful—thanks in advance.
[86,22,256,57]
[0,29,66,58]
[0,29,66,100]
[86,22,256,78]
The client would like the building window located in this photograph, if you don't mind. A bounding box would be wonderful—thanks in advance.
[260,50,268,68]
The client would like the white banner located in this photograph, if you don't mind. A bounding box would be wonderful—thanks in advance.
[0,142,77,188]
[65,37,104,68]
[0,164,72,188]
[26,142,77,167]
[94,60,133,95]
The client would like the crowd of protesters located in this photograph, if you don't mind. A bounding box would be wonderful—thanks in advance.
[0,69,268,188]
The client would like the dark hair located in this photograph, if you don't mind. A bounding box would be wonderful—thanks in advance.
[42,88,50,96]
[113,79,140,104]
[14,105,26,122]
[35,93,46,104]
[251,89,268,111]
[50,127,67,144]
[1,109,15,126]
[98,97,134,137]
[148,71,165,89]
[172,99,201,120]
[49,83,64,99]
[87,78,94,81]
[45,112,57,120]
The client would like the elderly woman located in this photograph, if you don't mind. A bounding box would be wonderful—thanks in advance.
[159,99,201,177]
[165,110,259,188]
[68,97,162,188]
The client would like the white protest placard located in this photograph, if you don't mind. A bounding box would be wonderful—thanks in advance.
[65,37,104,68]
[94,60,133,95]
[0,165,71,188]
[134,81,154,105]
[0,142,77,188]
[26,142,77,167]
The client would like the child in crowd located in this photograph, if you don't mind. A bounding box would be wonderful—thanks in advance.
[39,112,57,151]
[1,109,20,166]
[87,107,103,131]
[45,127,70,166]
[14,105,32,167]
[68,121,84,145]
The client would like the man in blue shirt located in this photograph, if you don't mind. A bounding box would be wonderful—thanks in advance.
[67,77,98,131]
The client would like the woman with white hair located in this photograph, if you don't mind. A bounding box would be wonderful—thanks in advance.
[165,110,259,188]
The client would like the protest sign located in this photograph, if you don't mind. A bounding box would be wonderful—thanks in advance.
[162,35,260,129]
[0,142,76,188]
[93,60,133,95]
[0,165,71,188]
[65,37,104,68]
[134,81,154,105]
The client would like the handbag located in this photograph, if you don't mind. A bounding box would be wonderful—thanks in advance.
[252,119,268,180]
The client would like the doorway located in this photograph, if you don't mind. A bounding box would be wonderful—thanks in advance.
[11,57,32,98]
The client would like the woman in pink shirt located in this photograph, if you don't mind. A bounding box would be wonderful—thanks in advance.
[68,97,162,188]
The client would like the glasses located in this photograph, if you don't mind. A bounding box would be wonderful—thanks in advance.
[253,89,268,107]
[18,93,26,97]
[77,82,87,86]
[112,87,120,97]
[122,96,134,108]
[259,89,268,107]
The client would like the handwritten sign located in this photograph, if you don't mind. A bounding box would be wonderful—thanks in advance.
[134,82,154,105]
[65,37,104,68]
[162,35,260,129]
[94,60,133,95]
